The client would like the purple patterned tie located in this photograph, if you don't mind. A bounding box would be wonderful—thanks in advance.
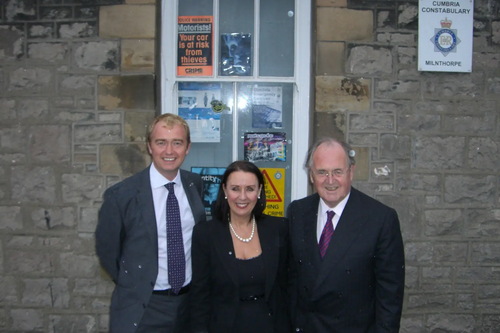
[165,182,185,294]
[319,210,335,258]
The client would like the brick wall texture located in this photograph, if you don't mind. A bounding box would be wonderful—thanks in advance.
[0,0,499,332]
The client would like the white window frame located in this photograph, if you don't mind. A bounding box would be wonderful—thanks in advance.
[160,0,311,201]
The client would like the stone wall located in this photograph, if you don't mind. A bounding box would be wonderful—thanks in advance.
[0,0,156,331]
[1,0,500,332]
[316,0,500,332]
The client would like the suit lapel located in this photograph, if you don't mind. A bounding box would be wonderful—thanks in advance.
[180,170,206,224]
[259,217,278,300]
[304,195,321,270]
[212,220,239,287]
[296,195,322,288]
[136,167,159,254]
[314,189,367,290]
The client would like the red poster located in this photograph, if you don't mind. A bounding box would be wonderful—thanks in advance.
[177,16,213,76]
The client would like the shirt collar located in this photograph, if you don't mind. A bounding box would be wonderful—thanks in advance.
[149,163,181,189]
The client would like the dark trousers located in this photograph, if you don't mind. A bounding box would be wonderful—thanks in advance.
[136,293,189,333]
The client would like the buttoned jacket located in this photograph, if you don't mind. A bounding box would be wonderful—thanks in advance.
[96,166,206,333]
[287,187,405,333]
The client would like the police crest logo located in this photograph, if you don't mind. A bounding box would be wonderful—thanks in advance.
[430,17,461,56]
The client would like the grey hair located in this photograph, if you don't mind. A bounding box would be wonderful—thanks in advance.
[304,137,356,171]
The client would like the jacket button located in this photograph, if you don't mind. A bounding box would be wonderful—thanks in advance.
[150,282,154,286]
[138,265,142,268]
[133,323,137,327]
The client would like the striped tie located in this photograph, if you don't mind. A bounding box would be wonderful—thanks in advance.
[319,210,335,258]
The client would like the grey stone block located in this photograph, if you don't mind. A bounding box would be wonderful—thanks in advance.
[58,75,95,95]
[413,136,465,169]
[28,42,68,62]
[398,114,440,133]
[396,173,441,192]
[422,266,452,281]
[40,6,72,19]
[79,207,98,232]
[380,134,411,160]
[22,278,69,307]
[375,79,420,99]
[407,294,454,310]
[17,98,49,119]
[11,309,44,332]
[0,126,26,151]
[433,243,468,262]
[464,209,500,238]
[30,125,71,162]
[471,243,500,264]
[405,242,433,263]
[11,166,56,203]
[350,113,395,131]
[424,209,462,237]
[49,314,97,333]
[74,123,122,143]
[61,173,103,203]
[0,276,17,302]
[468,137,500,170]
[6,250,54,274]
[426,314,476,333]
[31,207,75,230]
[0,99,16,120]
[28,23,54,39]
[0,206,22,230]
[346,45,393,76]
[444,175,496,204]
[74,41,119,71]
[0,25,24,60]
[59,253,98,278]
[59,22,97,39]
[8,67,53,94]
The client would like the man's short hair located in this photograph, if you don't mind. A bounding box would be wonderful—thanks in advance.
[147,113,191,144]
[304,137,356,171]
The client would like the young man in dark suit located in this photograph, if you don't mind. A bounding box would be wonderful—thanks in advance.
[96,113,206,333]
[287,137,405,333]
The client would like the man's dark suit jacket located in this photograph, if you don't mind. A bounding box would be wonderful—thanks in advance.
[95,166,206,333]
[190,215,291,333]
[287,187,405,333]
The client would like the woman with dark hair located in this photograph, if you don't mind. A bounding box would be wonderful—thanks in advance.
[190,160,290,333]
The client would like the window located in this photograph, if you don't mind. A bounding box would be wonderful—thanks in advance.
[161,0,311,215]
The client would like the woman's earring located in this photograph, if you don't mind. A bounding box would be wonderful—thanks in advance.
[258,195,261,199]
[224,195,227,199]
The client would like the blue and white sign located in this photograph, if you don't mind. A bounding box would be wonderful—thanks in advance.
[418,0,474,72]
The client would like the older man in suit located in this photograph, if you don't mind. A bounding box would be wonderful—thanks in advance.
[96,113,206,333]
[287,137,405,333]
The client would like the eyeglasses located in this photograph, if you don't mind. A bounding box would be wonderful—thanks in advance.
[313,168,350,178]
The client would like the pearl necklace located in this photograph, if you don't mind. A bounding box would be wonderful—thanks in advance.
[229,216,256,243]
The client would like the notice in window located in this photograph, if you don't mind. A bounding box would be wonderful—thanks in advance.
[178,16,213,76]
[244,132,286,163]
[220,33,252,76]
[191,167,226,220]
[178,82,222,143]
[252,86,283,129]
[260,168,285,217]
